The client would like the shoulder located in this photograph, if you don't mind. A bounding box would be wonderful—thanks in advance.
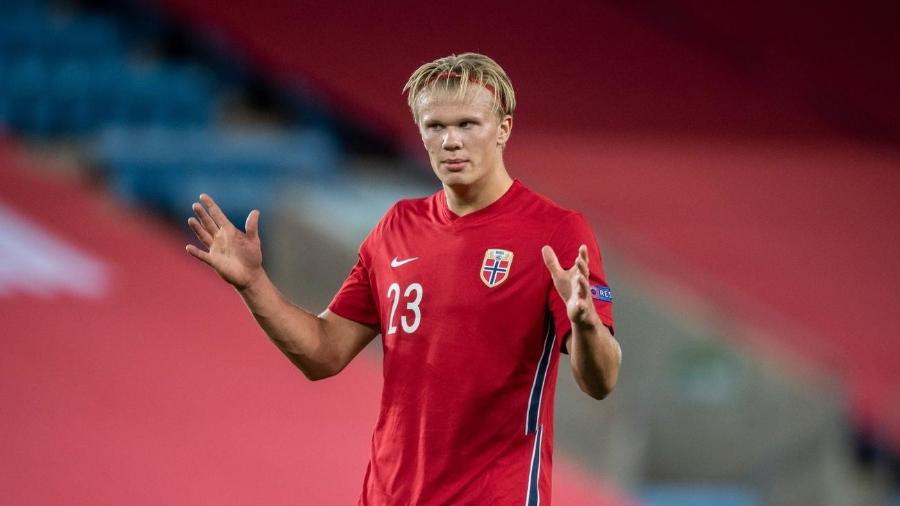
[511,183,596,248]
[515,181,584,227]
[379,192,437,227]
[390,194,435,218]
[368,191,440,239]
[358,192,439,265]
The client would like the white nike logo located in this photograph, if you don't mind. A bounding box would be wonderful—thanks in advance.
[391,256,419,268]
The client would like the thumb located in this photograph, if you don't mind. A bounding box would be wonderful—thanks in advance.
[542,245,563,277]
[245,209,260,239]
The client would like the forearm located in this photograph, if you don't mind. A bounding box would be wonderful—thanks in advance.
[236,271,335,380]
[568,315,621,399]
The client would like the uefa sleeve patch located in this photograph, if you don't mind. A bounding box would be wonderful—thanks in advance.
[590,285,613,302]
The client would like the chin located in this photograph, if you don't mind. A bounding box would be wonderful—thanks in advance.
[439,173,475,188]
[433,167,469,185]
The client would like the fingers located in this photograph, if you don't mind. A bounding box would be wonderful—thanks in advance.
[542,245,564,277]
[566,271,589,317]
[185,244,213,266]
[199,194,232,229]
[245,209,260,240]
[575,244,590,278]
[570,246,591,300]
[576,270,590,299]
[187,217,213,246]
[192,201,218,235]
[568,270,591,321]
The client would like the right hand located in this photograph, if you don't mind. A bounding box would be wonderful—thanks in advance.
[186,194,263,290]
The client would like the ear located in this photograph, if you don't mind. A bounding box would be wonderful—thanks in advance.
[497,115,513,148]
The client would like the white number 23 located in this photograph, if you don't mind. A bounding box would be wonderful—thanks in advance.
[386,282,423,334]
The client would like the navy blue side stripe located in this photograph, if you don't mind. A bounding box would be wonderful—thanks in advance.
[525,318,556,435]
[525,424,543,506]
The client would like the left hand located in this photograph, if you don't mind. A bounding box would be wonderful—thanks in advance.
[542,244,601,330]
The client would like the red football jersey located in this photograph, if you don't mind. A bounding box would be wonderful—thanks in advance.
[329,180,614,505]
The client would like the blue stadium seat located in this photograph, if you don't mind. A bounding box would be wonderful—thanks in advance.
[103,65,215,129]
[0,1,131,138]
[0,11,50,61]
[92,126,342,216]
[641,485,760,506]
[51,61,94,134]
[0,0,344,207]
[157,66,214,126]
[56,16,122,62]
[85,60,131,128]
[0,62,8,122]
[4,57,52,136]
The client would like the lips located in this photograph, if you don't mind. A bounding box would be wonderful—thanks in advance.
[442,159,468,170]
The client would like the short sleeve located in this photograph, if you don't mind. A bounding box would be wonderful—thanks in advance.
[328,204,401,328]
[546,212,615,353]
[328,252,380,327]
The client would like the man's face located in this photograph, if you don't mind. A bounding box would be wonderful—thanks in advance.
[415,84,512,189]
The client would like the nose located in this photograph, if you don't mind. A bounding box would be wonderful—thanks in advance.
[442,128,462,151]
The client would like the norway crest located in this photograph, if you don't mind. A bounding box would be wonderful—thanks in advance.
[480,249,514,288]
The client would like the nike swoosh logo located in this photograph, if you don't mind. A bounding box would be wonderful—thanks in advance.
[391,257,419,268]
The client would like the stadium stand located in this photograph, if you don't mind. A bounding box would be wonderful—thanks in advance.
[0,2,213,136]
[0,1,639,503]
[91,126,340,218]
[3,0,899,504]
[158,0,900,463]
[0,0,342,222]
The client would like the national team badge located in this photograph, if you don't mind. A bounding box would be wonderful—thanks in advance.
[480,249,514,288]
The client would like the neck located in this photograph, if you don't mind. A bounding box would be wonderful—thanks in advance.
[444,166,514,216]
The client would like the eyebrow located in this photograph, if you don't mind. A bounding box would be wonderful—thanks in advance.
[423,116,481,127]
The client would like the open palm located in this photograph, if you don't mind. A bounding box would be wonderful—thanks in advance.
[542,244,600,329]
[186,194,262,289]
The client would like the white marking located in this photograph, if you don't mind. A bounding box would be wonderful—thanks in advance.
[390,256,418,268]
[525,425,543,506]
[533,330,556,434]
[525,322,555,434]
[386,282,424,334]
[0,201,108,299]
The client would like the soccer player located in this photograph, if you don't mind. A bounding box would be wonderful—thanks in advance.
[186,53,621,505]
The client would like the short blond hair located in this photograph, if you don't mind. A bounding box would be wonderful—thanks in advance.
[403,53,516,124]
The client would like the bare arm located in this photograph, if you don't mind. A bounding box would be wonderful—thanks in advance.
[564,316,621,399]
[186,194,378,380]
[235,273,377,380]
[543,245,621,399]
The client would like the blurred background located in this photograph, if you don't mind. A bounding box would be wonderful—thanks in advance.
[1,0,899,504]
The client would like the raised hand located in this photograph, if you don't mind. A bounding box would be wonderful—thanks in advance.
[186,194,263,290]
[542,244,601,330]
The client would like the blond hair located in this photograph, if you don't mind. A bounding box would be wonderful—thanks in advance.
[403,53,516,124]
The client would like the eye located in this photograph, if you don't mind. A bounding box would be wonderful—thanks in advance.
[460,121,472,128]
